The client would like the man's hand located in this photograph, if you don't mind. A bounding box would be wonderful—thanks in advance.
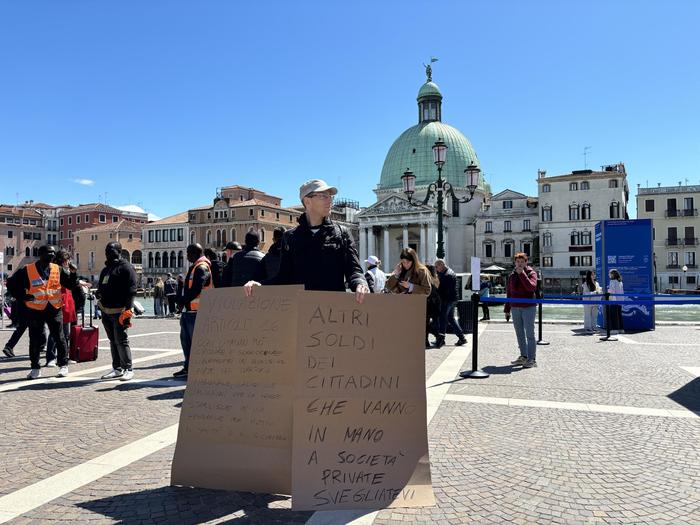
[354,284,369,304]
[119,309,134,328]
[515,267,523,274]
[243,281,261,297]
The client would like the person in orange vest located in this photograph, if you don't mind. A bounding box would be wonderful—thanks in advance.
[97,242,138,381]
[173,243,212,379]
[6,245,77,379]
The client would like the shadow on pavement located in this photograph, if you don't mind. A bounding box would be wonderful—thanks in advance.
[667,376,700,413]
[77,486,312,524]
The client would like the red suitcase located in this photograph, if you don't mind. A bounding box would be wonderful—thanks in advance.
[70,297,99,362]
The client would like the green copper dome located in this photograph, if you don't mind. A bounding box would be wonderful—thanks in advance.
[417,81,442,99]
[379,76,489,192]
[379,121,487,191]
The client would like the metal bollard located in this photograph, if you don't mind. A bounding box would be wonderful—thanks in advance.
[536,290,549,346]
[599,291,617,341]
[459,293,489,379]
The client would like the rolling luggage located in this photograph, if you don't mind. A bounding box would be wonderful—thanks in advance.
[70,296,99,362]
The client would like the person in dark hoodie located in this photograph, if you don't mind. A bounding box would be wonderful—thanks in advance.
[97,242,138,381]
[230,230,266,286]
[244,179,368,302]
[504,252,539,368]
[262,226,285,281]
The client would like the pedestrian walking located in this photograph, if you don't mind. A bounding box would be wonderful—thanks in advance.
[607,269,625,335]
[425,264,441,348]
[2,296,29,358]
[434,259,466,347]
[504,252,539,368]
[244,179,368,301]
[164,273,178,316]
[5,245,78,379]
[173,243,212,379]
[582,270,601,333]
[479,277,491,321]
[97,242,138,381]
[153,277,165,317]
[364,255,386,293]
[230,230,266,286]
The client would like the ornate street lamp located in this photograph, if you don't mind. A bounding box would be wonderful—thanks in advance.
[401,139,480,259]
[682,264,688,290]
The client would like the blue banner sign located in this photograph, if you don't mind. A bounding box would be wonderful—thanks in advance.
[595,219,654,331]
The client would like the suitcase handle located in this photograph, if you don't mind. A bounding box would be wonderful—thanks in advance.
[84,294,94,328]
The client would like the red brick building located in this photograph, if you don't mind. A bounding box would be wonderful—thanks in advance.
[59,203,147,252]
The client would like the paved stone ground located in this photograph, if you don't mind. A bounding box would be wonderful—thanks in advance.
[1,319,698,524]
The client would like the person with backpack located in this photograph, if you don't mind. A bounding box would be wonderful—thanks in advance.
[243,179,368,301]
[363,255,386,293]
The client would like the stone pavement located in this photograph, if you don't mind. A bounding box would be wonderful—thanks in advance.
[0,318,698,524]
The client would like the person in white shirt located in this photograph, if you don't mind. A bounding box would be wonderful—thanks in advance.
[582,270,602,333]
[364,255,386,293]
[607,269,625,334]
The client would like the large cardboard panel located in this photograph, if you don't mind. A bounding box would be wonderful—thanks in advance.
[291,291,435,510]
[171,285,303,494]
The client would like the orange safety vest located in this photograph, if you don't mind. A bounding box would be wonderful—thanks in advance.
[25,262,63,311]
[186,257,213,311]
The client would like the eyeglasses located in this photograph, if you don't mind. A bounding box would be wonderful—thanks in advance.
[307,193,334,201]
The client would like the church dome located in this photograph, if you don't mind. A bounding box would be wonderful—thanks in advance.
[379,78,488,192]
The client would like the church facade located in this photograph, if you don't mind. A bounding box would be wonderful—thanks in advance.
[357,72,490,273]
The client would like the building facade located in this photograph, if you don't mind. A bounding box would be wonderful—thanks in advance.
[537,164,629,292]
[0,204,46,278]
[357,71,490,272]
[636,184,700,291]
[142,212,189,285]
[188,185,302,259]
[58,203,147,253]
[474,190,539,267]
[73,220,143,284]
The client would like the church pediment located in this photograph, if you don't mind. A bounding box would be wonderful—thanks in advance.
[491,189,530,200]
[358,194,434,217]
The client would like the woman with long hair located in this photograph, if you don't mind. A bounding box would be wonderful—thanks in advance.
[582,270,601,333]
[607,269,624,334]
[386,247,431,295]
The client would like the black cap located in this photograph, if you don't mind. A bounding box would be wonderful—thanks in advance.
[225,241,242,250]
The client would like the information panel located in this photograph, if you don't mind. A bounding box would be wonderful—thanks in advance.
[595,219,654,331]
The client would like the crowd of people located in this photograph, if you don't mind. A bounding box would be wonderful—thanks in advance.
[2,178,630,382]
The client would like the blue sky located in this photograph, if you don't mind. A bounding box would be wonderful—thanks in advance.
[1,1,698,219]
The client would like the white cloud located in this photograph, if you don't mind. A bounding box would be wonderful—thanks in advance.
[72,178,95,186]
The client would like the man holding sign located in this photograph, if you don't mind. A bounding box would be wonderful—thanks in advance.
[244,179,369,302]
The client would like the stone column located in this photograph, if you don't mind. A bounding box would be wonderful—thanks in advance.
[420,223,427,262]
[443,226,449,264]
[402,224,409,250]
[368,227,376,258]
[427,223,437,263]
[359,227,368,267]
[383,226,390,267]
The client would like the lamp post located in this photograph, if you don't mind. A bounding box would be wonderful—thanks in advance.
[401,138,479,259]
[682,264,688,290]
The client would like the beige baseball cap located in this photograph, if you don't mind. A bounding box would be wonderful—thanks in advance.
[299,179,338,201]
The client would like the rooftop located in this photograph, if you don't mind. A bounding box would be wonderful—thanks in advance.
[78,219,143,234]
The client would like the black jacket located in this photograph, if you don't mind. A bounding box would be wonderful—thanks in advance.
[262,242,283,281]
[267,214,366,292]
[97,259,138,309]
[209,259,226,288]
[230,248,266,286]
[437,267,459,303]
[164,278,178,295]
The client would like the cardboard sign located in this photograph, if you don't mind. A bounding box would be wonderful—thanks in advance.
[171,285,303,494]
[291,291,435,510]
